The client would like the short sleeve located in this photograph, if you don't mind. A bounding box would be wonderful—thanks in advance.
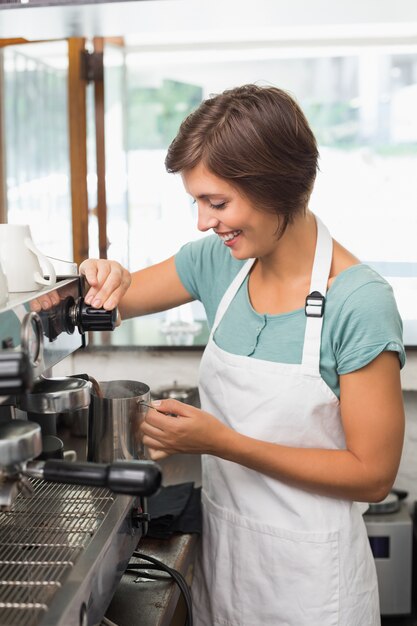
[334,280,406,375]
[175,239,202,300]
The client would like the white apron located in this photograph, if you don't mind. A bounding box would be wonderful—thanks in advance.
[192,217,380,626]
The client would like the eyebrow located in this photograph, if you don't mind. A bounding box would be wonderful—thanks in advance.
[195,193,227,199]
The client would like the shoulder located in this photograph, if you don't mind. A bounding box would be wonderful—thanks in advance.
[327,238,361,289]
[329,263,393,302]
[326,264,405,373]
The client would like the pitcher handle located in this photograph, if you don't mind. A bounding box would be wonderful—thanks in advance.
[24,237,57,287]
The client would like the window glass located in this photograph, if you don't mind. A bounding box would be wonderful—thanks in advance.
[103,43,130,266]
[115,43,417,346]
[3,41,72,263]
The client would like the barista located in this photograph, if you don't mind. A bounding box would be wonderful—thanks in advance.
[79,84,405,625]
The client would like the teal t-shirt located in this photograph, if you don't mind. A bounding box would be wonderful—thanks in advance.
[175,234,405,399]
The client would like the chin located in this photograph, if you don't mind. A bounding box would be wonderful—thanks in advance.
[228,248,252,260]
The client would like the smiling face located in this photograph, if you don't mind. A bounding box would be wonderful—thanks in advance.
[181,162,281,261]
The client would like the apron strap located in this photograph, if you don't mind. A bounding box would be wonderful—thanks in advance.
[210,258,256,338]
[301,216,333,375]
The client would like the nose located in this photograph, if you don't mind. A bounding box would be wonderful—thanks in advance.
[197,204,220,232]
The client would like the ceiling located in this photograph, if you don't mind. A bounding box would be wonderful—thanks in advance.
[0,0,417,46]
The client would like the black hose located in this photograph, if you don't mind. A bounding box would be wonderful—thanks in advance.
[127,551,193,626]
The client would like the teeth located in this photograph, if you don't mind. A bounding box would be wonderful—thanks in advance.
[218,230,241,242]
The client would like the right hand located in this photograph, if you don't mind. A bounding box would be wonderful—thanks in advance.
[146,448,170,461]
[79,259,131,311]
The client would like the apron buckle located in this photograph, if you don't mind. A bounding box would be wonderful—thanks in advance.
[305,291,325,317]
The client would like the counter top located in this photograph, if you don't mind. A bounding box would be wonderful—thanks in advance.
[104,452,202,626]
[104,533,199,626]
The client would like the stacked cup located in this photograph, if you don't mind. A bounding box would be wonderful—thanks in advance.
[0,224,56,294]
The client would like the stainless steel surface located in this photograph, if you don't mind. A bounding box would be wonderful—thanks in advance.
[154,383,200,407]
[88,380,150,463]
[68,375,101,437]
[0,477,140,626]
[0,420,41,467]
[0,278,85,382]
[0,475,34,512]
[69,407,89,437]
[17,376,91,414]
[21,312,44,368]
[24,462,44,480]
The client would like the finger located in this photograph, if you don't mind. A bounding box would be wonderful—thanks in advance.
[102,278,131,310]
[30,299,42,313]
[50,291,60,306]
[95,260,114,285]
[79,260,100,288]
[80,261,101,303]
[83,285,98,302]
[101,285,127,311]
[38,295,55,311]
[147,448,170,461]
[141,420,166,438]
[142,434,169,450]
[87,261,116,307]
[144,409,178,430]
[90,266,129,310]
[151,398,194,417]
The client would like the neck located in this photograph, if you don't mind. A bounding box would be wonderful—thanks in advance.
[256,210,317,282]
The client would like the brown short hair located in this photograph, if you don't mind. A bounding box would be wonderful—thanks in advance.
[165,84,319,235]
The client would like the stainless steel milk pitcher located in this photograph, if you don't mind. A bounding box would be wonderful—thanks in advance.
[87,380,151,463]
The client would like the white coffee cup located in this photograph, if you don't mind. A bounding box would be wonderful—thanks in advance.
[0,259,8,307]
[0,224,56,292]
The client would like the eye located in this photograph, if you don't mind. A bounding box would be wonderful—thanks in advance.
[209,201,227,210]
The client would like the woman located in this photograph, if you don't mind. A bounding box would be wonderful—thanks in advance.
[80,84,405,625]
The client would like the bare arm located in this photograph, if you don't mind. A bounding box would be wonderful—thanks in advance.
[142,351,405,502]
[79,256,194,319]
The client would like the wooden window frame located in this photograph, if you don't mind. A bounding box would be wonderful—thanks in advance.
[68,38,89,266]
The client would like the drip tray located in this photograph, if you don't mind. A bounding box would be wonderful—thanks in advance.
[0,479,141,626]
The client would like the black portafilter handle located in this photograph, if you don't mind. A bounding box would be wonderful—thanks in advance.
[73,297,118,333]
[41,459,162,497]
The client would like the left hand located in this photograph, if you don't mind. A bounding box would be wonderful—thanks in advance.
[140,399,228,460]
[30,289,60,312]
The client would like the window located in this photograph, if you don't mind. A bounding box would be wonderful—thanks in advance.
[2,41,72,261]
[107,38,417,346]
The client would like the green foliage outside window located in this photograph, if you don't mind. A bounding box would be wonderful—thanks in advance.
[127,79,203,150]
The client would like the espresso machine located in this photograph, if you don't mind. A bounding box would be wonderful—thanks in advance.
[0,275,161,626]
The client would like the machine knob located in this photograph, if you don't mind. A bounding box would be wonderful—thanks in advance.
[75,298,118,333]
[0,351,32,395]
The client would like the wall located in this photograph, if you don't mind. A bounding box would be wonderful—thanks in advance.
[402,351,417,391]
